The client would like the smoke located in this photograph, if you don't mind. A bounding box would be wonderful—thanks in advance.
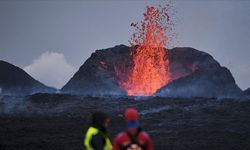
[24,52,76,89]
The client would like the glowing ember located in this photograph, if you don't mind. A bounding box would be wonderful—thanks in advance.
[119,5,173,96]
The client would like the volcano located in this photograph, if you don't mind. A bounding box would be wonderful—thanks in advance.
[0,60,56,95]
[61,45,242,98]
[62,5,242,98]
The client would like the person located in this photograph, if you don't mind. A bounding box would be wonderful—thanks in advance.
[84,111,112,150]
[113,108,153,150]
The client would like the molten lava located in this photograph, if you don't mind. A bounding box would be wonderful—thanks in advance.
[119,5,173,96]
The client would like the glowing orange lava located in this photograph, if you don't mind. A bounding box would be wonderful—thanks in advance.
[120,5,172,96]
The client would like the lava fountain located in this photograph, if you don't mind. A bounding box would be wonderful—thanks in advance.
[119,5,173,96]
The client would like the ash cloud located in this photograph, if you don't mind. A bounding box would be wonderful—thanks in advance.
[24,52,76,89]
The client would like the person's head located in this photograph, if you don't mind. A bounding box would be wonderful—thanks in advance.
[92,111,110,132]
[124,108,140,130]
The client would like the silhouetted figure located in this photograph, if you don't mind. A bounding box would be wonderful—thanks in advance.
[113,108,153,150]
[84,112,112,150]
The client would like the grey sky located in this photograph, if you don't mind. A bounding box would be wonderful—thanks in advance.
[0,0,249,89]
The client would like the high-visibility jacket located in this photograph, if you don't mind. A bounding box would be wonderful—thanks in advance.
[84,126,112,150]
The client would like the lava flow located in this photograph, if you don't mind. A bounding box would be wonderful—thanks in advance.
[119,5,173,96]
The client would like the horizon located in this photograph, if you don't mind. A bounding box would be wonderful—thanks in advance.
[0,0,250,90]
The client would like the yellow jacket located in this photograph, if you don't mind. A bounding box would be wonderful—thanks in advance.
[84,126,112,150]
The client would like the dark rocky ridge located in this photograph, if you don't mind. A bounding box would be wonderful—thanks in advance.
[0,60,56,95]
[62,45,242,98]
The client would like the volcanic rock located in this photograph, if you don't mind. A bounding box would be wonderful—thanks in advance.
[156,47,243,98]
[61,45,130,96]
[61,45,242,98]
[0,60,56,95]
[156,67,242,98]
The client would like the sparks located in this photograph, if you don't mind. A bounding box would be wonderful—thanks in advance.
[119,5,173,96]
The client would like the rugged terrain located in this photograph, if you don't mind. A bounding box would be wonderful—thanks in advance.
[0,94,250,150]
[0,45,248,150]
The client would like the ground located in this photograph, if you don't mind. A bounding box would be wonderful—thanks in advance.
[0,94,250,150]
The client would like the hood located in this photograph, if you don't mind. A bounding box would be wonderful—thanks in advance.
[92,111,109,132]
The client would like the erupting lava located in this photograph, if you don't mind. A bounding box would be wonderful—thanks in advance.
[119,5,173,96]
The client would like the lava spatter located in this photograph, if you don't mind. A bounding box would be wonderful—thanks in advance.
[119,5,174,96]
